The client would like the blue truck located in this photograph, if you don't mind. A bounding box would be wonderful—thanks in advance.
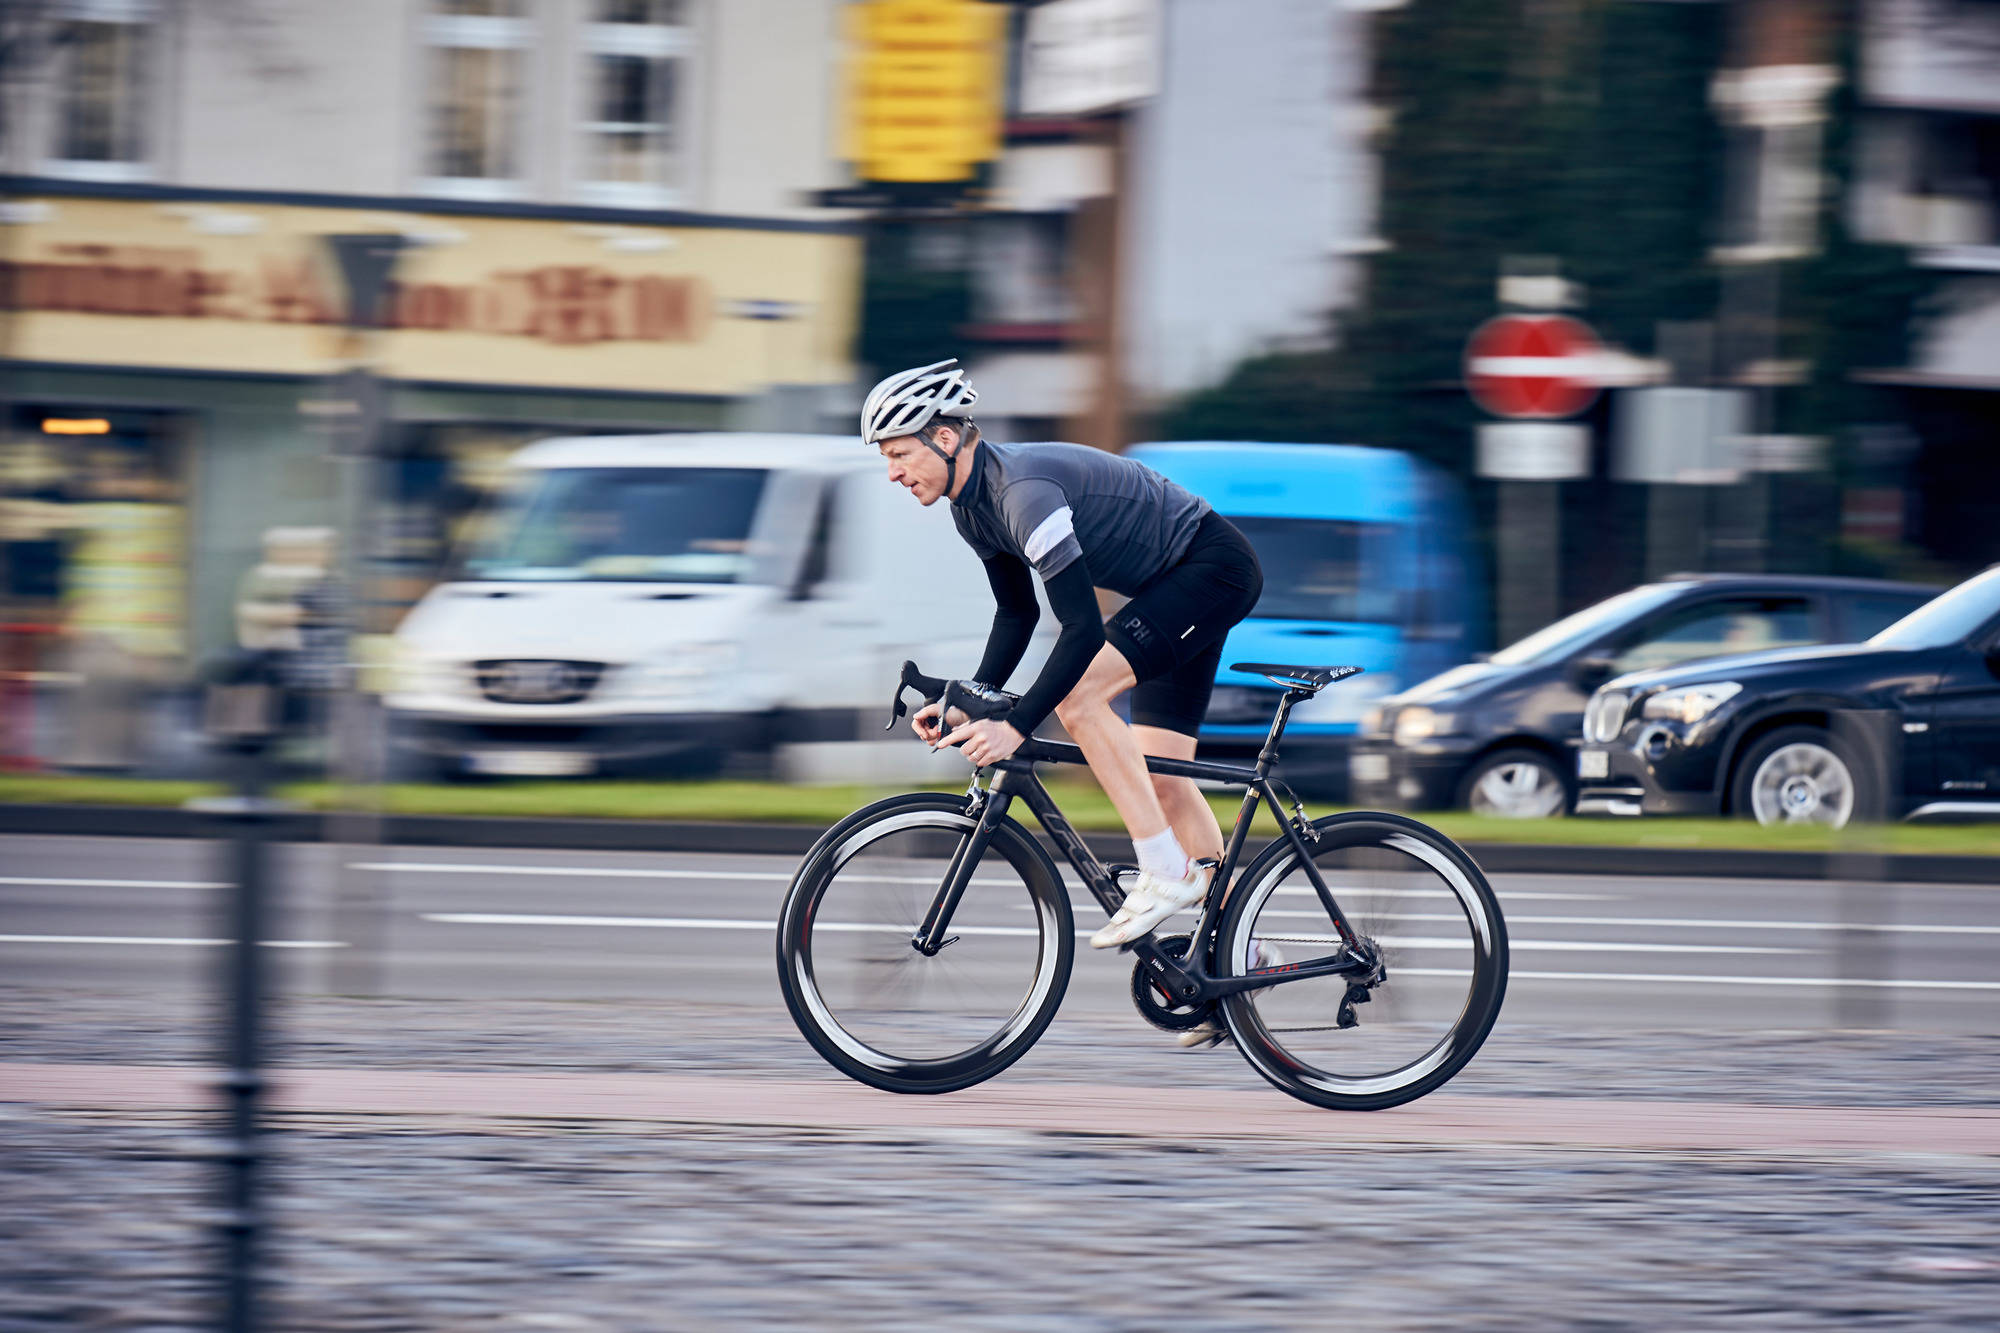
[1125,441,1481,794]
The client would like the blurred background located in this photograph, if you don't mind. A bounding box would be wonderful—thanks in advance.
[6,9,2000,1327]
[0,0,1995,813]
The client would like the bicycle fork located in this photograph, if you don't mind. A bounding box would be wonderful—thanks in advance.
[910,773,1017,956]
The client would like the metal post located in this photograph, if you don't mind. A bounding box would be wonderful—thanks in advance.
[195,664,286,1333]
[218,738,273,1333]
[1496,480,1561,647]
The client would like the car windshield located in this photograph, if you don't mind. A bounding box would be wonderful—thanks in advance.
[1230,516,1399,623]
[1488,583,1683,666]
[1869,567,2000,649]
[464,467,768,583]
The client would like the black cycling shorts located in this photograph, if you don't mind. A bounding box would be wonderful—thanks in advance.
[1102,511,1263,738]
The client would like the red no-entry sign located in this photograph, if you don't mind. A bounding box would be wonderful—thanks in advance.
[1464,314,1604,419]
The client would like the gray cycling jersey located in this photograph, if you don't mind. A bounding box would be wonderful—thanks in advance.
[950,440,1211,594]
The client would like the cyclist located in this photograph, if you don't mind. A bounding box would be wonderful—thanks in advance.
[863,359,1263,951]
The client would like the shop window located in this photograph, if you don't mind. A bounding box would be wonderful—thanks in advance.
[421,0,535,199]
[44,1,160,182]
[576,0,695,205]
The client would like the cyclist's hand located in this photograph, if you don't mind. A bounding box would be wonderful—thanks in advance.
[911,702,968,743]
[939,718,1025,767]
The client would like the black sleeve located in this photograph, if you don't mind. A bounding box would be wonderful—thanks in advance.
[973,555,1039,688]
[1005,557,1103,738]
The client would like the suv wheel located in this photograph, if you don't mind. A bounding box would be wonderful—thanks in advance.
[1460,748,1570,818]
[1732,726,1863,828]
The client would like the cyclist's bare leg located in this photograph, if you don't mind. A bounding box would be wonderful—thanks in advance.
[1131,725,1223,867]
[1051,643,1173,848]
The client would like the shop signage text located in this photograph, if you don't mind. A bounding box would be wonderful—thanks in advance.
[3,244,711,346]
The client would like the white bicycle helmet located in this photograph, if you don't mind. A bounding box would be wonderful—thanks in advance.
[860,359,978,445]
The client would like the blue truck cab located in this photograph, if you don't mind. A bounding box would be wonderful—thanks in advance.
[1126,442,1480,793]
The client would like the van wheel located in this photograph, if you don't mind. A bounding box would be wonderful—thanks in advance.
[1732,726,1865,828]
[1459,749,1570,818]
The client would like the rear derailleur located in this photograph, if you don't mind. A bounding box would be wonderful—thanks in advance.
[1336,937,1387,1030]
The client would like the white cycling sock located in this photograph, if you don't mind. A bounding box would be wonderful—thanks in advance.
[1132,826,1189,881]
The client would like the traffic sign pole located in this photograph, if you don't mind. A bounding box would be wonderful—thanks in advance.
[1467,304,1602,652]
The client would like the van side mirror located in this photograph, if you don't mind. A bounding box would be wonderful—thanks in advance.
[1570,655,1616,691]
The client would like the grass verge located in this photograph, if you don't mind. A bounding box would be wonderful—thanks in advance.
[2,771,1996,856]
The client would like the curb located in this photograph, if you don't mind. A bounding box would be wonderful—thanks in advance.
[1,801,1994,884]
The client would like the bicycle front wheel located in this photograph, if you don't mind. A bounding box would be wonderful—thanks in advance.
[1217,814,1507,1111]
[776,794,1074,1094]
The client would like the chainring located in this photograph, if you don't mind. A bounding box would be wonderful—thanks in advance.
[1130,934,1217,1032]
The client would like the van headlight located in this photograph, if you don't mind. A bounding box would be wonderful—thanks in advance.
[1640,681,1741,726]
[395,655,464,697]
[1393,705,1456,748]
[1293,674,1393,726]
[615,643,738,699]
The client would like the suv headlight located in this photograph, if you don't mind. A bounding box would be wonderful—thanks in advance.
[1393,706,1456,748]
[1640,681,1742,726]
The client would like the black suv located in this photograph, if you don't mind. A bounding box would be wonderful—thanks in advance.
[1577,566,2000,826]
[1350,574,1939,817]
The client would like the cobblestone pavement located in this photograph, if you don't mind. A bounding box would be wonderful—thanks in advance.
[5,988,2000,1329]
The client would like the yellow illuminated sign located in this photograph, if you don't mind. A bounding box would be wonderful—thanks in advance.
[41,418,112,435]
[847,0,1007,185]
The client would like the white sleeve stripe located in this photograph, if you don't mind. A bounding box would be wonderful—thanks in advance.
[1023,506,1075,565]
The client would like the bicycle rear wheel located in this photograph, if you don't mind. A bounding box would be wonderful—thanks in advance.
[1217,813,1507,1111]
[776,794,1074,1094]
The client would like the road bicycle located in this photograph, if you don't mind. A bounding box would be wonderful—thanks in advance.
[776,661,1508,1111]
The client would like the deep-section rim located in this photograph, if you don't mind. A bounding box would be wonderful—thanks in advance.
[776,794,1074,1095]
[1218,813,1508,1111]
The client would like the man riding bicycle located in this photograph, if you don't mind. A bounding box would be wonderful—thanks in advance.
[863,359,1264,952]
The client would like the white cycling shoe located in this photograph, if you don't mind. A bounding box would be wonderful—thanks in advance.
[1089,864,1210,949]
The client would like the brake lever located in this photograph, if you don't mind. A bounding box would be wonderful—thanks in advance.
[884,660,948,732]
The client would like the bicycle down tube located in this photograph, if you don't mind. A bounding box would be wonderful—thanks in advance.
[908,750,1368,1001]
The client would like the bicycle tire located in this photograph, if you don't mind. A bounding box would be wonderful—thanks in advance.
[776,792,1074,1095]
[1217,812,1508,1111]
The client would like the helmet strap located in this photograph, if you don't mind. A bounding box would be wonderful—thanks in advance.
[920,421,965,501]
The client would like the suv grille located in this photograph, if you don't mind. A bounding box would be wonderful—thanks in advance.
[475,660,606,705]
[1584,689,1629,744]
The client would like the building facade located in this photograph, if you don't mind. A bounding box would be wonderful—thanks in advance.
[1,0,860,667]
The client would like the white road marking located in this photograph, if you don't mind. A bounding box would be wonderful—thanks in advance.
[420,913,1793,955]
[0,876,228,890]
[355,862,1602,904]
[357,861,1080,891]
[0,935,346,948]
[1278,886,1611,903]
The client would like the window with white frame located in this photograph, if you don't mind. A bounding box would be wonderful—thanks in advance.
[45,0,160,181]
[422,0,534,198]
[576,0,694,205]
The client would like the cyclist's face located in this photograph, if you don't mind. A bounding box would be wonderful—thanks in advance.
[879,432,949,506]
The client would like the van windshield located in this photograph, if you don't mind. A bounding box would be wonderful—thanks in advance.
[1231,517,1397,623]
[465,467,768,583]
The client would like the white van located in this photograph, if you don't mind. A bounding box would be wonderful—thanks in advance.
[388,433,1029,779]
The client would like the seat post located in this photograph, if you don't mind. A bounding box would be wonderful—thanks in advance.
[1255,689,1310,777]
